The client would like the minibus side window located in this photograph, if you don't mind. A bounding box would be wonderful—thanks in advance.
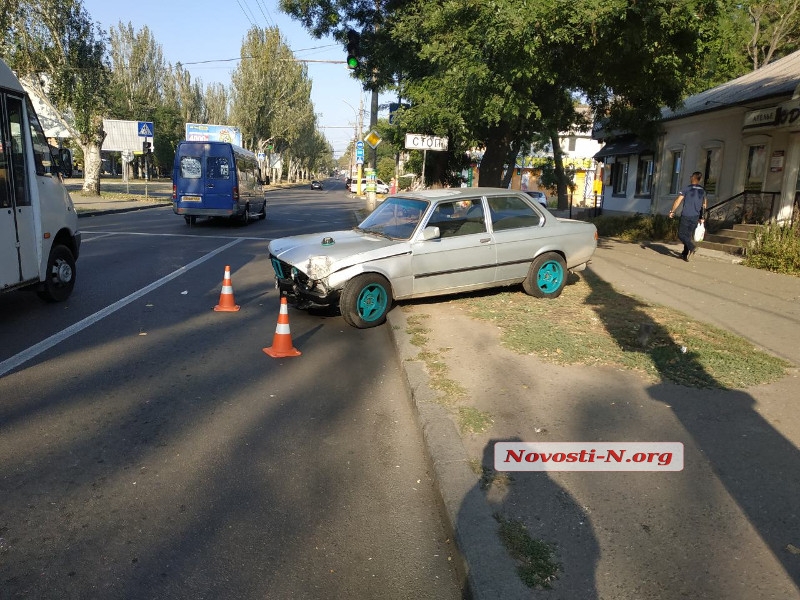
[7,96,30,206]
[180,156,201,179]
[0,97,9,208]
[208,156,230,180]
[25,98,52,176]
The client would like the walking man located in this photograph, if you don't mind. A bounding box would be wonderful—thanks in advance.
[669,171,707,261]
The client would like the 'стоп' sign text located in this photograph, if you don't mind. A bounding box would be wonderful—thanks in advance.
[405,133,449,151]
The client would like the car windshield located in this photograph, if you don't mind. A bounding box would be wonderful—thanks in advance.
[356,197,428,240]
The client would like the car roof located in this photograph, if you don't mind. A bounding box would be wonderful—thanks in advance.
[394,187,530,201]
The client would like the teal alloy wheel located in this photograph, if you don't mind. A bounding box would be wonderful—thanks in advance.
[340,273,393,328]
[523,252,567,299]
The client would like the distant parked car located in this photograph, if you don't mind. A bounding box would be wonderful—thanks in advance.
[524,190,548,207]
[268,187,597,328]
[348,178,390,194]
[311,180,323,190]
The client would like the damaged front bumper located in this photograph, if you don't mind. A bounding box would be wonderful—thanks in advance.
[270,255,340,308]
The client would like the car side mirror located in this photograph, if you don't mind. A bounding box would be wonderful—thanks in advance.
[421,226,441,240]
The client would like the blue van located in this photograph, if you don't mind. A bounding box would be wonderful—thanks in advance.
[172,141,267,225]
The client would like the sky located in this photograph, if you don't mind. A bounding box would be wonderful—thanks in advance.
[80,0,381,158]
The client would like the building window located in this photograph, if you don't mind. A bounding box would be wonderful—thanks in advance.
[611,159,628,195]
[703,147,722,195]
[669,151,682,194]
[568,137,576,152]
[746,144,766,189]
[636,155,654,196]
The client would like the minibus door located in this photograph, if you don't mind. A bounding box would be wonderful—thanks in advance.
[1,94,38,289]
[205,146,233,212]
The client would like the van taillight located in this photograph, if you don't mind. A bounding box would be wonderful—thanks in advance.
[233,186,239,200]
[172,184,177,200]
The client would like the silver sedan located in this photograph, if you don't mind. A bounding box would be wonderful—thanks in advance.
[268,187,598,328]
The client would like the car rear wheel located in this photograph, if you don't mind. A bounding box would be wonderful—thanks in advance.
[523,253,567,299]
[340,273,392,328]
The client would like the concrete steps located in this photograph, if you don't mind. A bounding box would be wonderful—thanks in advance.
[702,223,758,255]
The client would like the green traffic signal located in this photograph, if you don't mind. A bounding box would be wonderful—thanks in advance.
[346,29,360,70]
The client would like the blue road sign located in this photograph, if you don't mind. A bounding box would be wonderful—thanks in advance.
[356,140,364,150]
[137,121,154,137]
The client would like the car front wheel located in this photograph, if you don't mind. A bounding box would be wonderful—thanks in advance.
[523,253,567,299]
[340,273,392,328]
[37,244,76,302]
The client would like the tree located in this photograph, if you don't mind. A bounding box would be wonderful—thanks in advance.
[230,27,319,181]
[2,0,109,194]
[107,22,166,118]
[746,0,800,68]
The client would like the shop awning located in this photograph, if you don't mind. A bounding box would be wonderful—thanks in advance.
[593,139,652,159]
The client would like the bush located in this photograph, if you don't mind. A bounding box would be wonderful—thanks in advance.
[590,214,679,242]
[743,218,800,275]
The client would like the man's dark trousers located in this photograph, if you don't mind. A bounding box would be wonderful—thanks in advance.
[678,215,700,258]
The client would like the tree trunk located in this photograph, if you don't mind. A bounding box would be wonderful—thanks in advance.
[478,126,514,187]
[81,116,106,195]
[501,139,521,189]
[550,131,570,210]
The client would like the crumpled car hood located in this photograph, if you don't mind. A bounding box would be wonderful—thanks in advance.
[269,229,407,279]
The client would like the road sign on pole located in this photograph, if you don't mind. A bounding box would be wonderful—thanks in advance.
[404,133,448,151]
[137,121,154,137]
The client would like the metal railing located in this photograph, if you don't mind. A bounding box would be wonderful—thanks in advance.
[704,191,780,235]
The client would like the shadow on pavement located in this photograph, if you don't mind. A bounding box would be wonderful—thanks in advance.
[585,272,800,591]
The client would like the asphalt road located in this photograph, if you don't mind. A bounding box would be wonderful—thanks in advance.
[0,181,462,599]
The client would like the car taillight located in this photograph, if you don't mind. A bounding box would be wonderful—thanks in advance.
[233,186,239,200]
[172,184,176,200]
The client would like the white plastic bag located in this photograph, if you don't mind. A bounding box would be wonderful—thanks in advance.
[694,221,705,242]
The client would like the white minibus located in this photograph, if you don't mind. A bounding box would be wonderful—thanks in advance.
[0,59,81,302]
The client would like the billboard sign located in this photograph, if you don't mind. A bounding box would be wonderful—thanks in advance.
[185,123,242,146]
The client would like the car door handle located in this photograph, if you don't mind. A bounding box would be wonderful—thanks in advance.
[480,237,491,244]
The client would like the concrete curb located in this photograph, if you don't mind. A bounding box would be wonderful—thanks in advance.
[76,202,172,218]
[387,308,529,599]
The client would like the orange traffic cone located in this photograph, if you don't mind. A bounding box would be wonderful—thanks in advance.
[263,296,301,358]
[214,265,240,312]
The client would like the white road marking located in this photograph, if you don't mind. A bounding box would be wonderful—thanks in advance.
[0,238,244,378]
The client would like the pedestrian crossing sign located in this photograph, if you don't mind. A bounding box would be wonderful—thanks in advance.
[138,121,154,137]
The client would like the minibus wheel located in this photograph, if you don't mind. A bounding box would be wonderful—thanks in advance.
[38,245,76,302]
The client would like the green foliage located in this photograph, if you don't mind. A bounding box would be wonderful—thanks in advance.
[591,214,679,242]
[743,218,800,275]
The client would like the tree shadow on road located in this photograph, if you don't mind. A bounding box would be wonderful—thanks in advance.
[584,272,800,592]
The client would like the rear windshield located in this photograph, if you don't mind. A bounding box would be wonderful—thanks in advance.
[180,156,202,179]
[207,156,230,180]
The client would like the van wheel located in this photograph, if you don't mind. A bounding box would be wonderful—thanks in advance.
[184,216,197,225]
[258,203,267,220]
[37,245,76,302]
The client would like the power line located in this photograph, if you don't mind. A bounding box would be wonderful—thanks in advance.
[235,0,257,27]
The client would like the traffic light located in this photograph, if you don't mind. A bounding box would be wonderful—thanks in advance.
[142,140,152,154]
[346,29,360,69]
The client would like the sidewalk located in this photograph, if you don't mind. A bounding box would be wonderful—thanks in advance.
[388,241,800,599]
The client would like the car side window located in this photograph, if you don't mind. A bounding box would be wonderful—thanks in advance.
[428,199,486,237]
[488,195,542,231]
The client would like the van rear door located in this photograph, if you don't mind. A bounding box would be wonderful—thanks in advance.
[1,93,39,289]
[204,144,235,212]
[175,145,204,203]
